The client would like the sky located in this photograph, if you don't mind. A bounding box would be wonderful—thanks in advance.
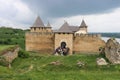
[0,0,120,32]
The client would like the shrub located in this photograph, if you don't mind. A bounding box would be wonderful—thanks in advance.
[18,50,29,58]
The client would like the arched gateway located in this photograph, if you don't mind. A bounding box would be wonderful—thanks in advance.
[54,41,69,55]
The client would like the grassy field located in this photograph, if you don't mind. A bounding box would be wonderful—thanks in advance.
[0,45,15,55]
[0,52,120,80]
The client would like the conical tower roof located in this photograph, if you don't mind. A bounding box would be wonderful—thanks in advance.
[32,16,45,27]
[80,20,87,28]
[46,21,51,27]
[58,21,73,33]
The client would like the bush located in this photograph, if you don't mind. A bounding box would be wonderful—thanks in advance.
[18,50,29,58]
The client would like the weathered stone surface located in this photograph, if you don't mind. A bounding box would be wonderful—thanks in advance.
[73,35,105,53]
[49,61,62,65]
[105,38,120,64]
[0,46,20,67]
[96,58,108,65]
[77,61,85,67]
[2,47,20,63]
[26,31,105,54]
[55,33,73,54]
[25,33,54,53]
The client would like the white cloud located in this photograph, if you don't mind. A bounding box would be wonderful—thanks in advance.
[13,0,34,22]
[51,8,120,32]
[0,0,35,29]
[0,0,120,32]
[0,17,30,29]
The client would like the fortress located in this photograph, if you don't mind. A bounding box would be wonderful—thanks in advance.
[25,16,105,54]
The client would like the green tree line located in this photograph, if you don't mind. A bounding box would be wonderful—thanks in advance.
[0,27,29,49]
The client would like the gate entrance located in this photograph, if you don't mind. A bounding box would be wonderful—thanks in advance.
[54,41,69,55]
[61,42,66,49]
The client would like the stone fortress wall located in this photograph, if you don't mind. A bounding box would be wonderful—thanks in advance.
[26,32,105,54]
[54,33,73,54]
[25,32,54,53]
[25,16,105,54]
[73,34,105,53]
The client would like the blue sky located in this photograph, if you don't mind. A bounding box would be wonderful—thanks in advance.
[0,0,120,32]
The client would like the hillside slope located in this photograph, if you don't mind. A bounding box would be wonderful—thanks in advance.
[0,27,28,49]
[0,53,120,80]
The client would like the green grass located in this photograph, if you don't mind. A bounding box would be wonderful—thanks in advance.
[0,45,15,54]
[0,53,120,80]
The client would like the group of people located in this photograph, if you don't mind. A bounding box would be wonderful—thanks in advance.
[53,42,69,56]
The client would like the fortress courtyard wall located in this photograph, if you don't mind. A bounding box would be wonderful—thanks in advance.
[73,34,105,54]
[25,32,54,53]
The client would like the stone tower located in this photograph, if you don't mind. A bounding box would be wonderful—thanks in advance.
[54,22,73,54]
[75,20,88,34]
[25,16,54,52]
[30,16,52,32]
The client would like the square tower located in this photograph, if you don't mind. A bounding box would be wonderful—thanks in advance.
[26,16,53,52]
[54,22,73,54]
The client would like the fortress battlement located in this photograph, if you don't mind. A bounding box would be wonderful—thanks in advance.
[74,34,101,38]
[26,32,53,35]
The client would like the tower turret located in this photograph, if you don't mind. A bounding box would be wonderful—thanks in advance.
[30,16,52,32]
[80,19,87,28]
[46,21,51,27]
[32,16,45,27]
[75,19,88,34]
[46,21,52,32]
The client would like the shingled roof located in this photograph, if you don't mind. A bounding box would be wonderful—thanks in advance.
[56,21,73,33]
[32,16,45,27]
[80,20,87,28]
[54,21,80,33]
[69,26,79,32]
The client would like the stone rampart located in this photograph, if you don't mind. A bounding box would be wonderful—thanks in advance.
[0,46,20,67]
[73,34,105,53]
[26,32,54,53]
